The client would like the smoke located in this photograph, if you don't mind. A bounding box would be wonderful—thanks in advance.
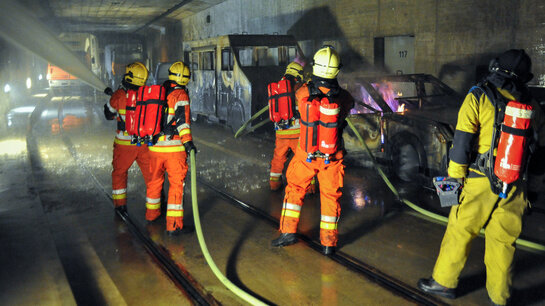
[0,0,106,90]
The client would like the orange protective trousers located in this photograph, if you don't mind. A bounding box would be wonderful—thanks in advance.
[270,137,298,189]
[112,143,151,207]
[146,151,188,231]
[270,136,316,192]
[279,146,345,246]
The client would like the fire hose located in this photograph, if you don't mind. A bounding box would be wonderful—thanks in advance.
[189,150,268,305]
[233,108,545,252]
[234,105,269,138]
[345,118,545,253]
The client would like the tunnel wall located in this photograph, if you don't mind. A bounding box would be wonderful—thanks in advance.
[179,0,545,93]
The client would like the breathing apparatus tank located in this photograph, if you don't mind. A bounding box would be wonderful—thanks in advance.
[494,100,534,198]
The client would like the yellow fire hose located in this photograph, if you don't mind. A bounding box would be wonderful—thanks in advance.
[346,118,545,253]
[234,105,269,138]
[189,150,267,306]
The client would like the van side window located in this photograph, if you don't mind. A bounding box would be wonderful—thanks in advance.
[200,51,214,70]
[222,48,233,71]
[190,52,198,71]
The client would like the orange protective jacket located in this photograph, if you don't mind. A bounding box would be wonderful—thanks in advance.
[279,82,354,247]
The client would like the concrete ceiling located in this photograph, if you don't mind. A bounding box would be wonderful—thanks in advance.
[41,0,225,32]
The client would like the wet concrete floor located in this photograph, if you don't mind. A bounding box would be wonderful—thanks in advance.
[1,91,545,305]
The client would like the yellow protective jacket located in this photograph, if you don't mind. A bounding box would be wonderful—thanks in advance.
[448,85,545,179]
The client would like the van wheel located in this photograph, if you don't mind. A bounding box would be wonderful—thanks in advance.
[191,112,201,123]
[388,132,427,182]
[228,101,244,134]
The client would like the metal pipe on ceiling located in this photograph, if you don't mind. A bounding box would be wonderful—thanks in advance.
[133,0,193,33]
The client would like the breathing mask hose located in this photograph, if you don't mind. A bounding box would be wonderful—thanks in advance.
[189,150,268,306]
[234,105,269,138]
[346,118,545,253]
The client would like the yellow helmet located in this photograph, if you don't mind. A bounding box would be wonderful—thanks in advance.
[284,62,303,82]
[124,62,148,87]
[312,46,341,79]
[168,61,191,86]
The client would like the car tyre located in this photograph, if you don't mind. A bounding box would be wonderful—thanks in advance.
[388,132,427,183]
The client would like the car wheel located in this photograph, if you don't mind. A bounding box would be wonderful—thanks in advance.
[388,133,427,182]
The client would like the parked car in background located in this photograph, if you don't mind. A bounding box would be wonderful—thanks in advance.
[340,73,462,182]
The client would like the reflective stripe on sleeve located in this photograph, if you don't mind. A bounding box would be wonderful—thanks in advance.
[107,102,116,114]
[270,172,282,177]
[175,100,189,108]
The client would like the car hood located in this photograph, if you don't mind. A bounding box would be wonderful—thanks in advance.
[402,99,460,126]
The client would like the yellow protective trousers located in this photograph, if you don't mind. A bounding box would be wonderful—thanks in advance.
[432,176,527,305]
[111,142,151,208]
[146,151,188,231]
[279,147,345,247]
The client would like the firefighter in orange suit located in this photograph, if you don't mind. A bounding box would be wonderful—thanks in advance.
[418,49,545,306]
[270,62,316,193]
[271,46,354,255]
[103,62,151,213]
[145,61,197,235]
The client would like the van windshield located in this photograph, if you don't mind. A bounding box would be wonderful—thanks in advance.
[235,46,297,67]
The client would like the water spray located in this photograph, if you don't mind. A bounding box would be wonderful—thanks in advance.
[0,0,106,91]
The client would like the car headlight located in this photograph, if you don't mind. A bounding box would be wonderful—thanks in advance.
[4,83,11,93]
[26,77,32,89]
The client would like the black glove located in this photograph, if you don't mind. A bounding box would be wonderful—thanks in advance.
[103,104,116,120]
[183,141,197,155]
[104,87,114,96]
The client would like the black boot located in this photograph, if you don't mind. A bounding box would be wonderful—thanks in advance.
[417,277,456,299]
[115,205,127,214]
[166,225,194,236]
[271,233,298,247]
[322,246,335,255]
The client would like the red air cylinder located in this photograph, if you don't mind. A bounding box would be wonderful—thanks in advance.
[136,85,166,138]
[494,100,533,197]
[318,98,340,156]
[268,79,294,123]
[299,96,320,154]
[124,89,138,135]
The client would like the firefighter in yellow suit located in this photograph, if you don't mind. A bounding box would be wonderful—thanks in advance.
[145,61,197,235]
[418,49,545,306]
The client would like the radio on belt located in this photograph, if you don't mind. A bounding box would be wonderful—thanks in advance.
[433,177,462,207]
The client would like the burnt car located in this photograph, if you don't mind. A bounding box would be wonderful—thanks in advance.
[340,74,462,182]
